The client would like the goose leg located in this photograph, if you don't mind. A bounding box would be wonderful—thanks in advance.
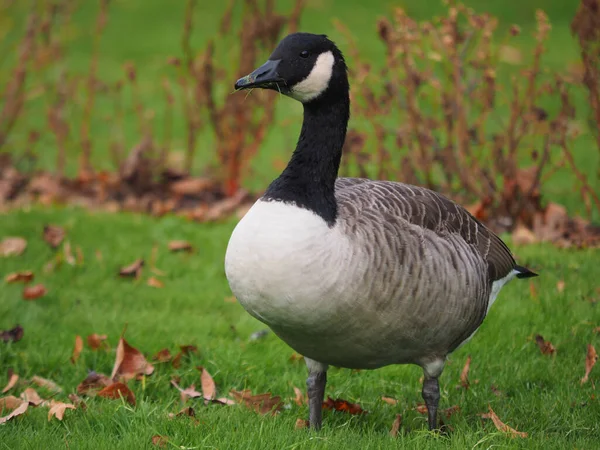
[305,357,328,430]
[422,377,440,430]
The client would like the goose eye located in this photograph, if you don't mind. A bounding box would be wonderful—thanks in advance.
[299,50,309,58]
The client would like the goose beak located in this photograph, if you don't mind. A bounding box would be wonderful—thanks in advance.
[235,59,283,90]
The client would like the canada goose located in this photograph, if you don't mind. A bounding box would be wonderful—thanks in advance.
[224,32,537,431]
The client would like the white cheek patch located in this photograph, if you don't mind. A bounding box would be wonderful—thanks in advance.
[290,51,335,103]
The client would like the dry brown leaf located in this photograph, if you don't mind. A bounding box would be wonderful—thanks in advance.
[534,334,556,355]
[322,396,367,415]
[389,414,402,437]
[5,271,34,283]
[443,405,461,418]
[0,395,23,412]
[170,379,202,402]
[415,403,429,414]
[0,397,28,423]
[20,388,44,406]
[482,405,528,438]
[147,277,164,288]
[529,281,538,300]
[31,376,62,393]
[171,345,198,368]
[198,366,216,401]
[1,371,18,394]
[170,406,195,418]
[511,225,537,246]
[0,237,27,257]
[23,284,47,300]
[71,335,84,364]
[460,355,471,388]
[47,401,75,421]
[63,241,76,265]
[152,348,172,363]
[168,240,193,252]
[111,337,154,381]
[211,397,235,406]
[293,386,305,406]
[295,418,310,429]
[230,389,283,415]
[556,280,565,293]
[68,393,86,410]
[77,372,113,395]
[381,396,398,406]
[87,333,109,350]
[1,325,24,343]
[151,435,168,447]
[98,382,136,406]
[43,225,65,248]
[581,344,598,384]
[119,259,144,278]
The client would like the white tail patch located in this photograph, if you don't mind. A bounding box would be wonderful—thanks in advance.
[290,51,335,102]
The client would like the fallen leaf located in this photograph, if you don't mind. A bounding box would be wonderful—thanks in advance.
[1,325,24,343]
[0,395,23,412]
[70,335,84,364]
[97,382,136,406]
[443,405,461,418]
[556,280,565,293]
[151,435,168,447]
[481,405,528,438]
[20,388,44,406]
[0,237,27,257]
[87,333,109,350]
[68,393,86,410]
[289,353,304,363]
[171,379,202,402]
[295,418,310,429]
[581,344,598,384]
[170,406,195,418]
[63,241,76,265]
[534,334,556,355]
[2,371,18,393]
[152,348,172,363]
[111,337,154,381]
[322,396,367,415]
[529,281,538,300]
[47,401,75,421]
[168,240,193,252]
[212,397,235,406]
[460,355,471,388]
[119,259,144,278]
[31,376,62,393]
[230,389,283,415]
[43,225,65,248]
[77,372,112,395]
[172,345,198,368]
[511,225,536,246]
[0,397,28,423]
[381,396,398,406]
[5,271,34,283]
[198,366,216,401]
[293,386,305,406]
[23,284,47,300]
[415,403,429,414]
[389,413,402,437]
[147,277,164,288]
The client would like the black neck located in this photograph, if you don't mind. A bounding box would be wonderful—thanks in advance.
[263,90,350,226]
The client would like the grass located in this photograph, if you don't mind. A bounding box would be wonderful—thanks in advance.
[1,207,599,449]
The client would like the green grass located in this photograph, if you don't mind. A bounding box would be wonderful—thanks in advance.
[1,207,599,449]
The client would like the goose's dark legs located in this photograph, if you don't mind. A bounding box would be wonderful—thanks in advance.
[422,377,440,430]
[305,358,328,430]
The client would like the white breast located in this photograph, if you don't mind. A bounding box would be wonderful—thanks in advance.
[224,200,350,331]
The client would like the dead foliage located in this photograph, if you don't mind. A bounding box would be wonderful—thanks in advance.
[481,405,528,438]
[152,348,173,363]
[534,334,556,355]
[31,375,62,393]
[147,277,164,288]
[198,366,216,401]
[172,345,198,368]
[0,397,28,424]
[459,355,472,389]
[2,370,19,394]
[171,379,202,402]
[5,271,34,283]
[22,283,47,300]
[295,418,310,429]
[77,372,112,395]
[168,240,193,252]
[20,387,44,406]
[43,225,65,248]
[0,237,27,256]
[87,333,109,350]
[71,335,84,364]
[151,435,168,448]
[47,400,75,421]
[292,386,306,406]
[389,414,402,437]
[119,259,144,278]
[230,389,283,415]
[581,344,598,384]
[111,337,154,381]
[381,396,398,406]
[1,325,24,343]
[322,396,367,415]
[97,382,136,406]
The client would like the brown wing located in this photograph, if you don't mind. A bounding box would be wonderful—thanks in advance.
[335,178,516,282]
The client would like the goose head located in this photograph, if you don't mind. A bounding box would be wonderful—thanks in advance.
[234,32,349,104]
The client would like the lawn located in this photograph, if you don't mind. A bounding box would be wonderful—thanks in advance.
[1,207,598,449]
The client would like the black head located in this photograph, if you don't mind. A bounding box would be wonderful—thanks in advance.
[234,33,348,103]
